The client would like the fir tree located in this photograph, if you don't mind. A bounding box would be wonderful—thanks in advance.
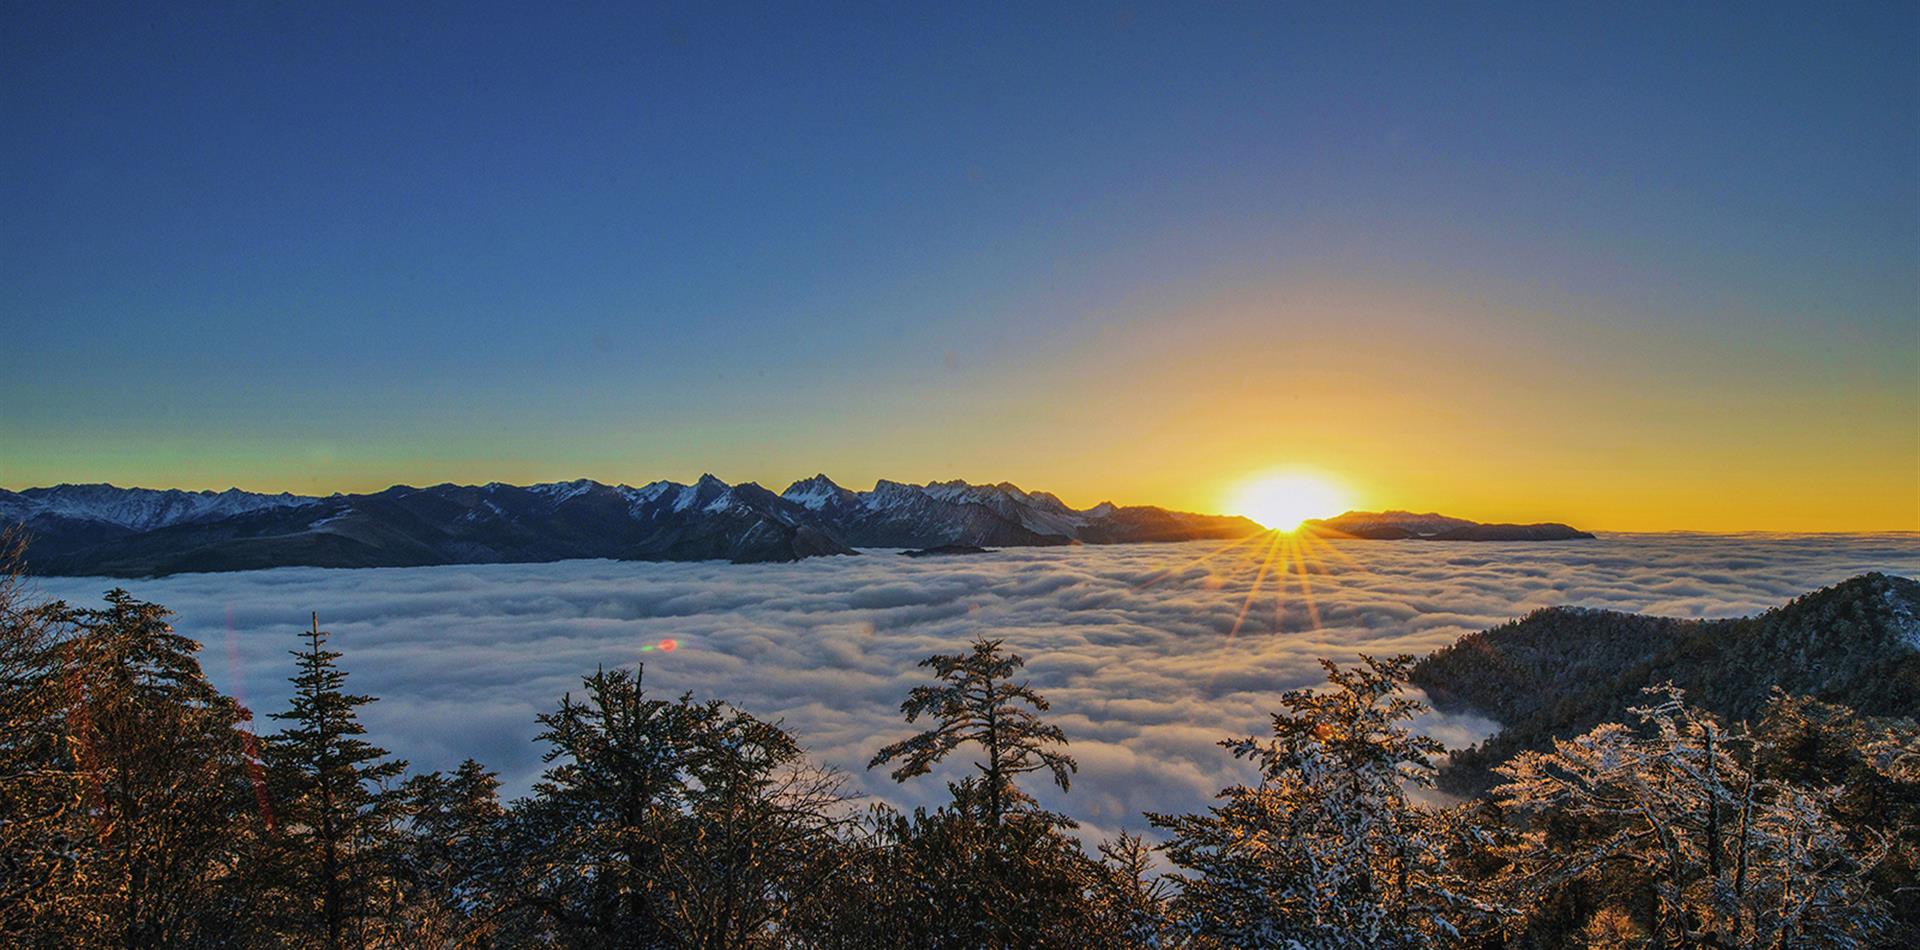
[506,665,698,947]
[504,665,853,948]
[1087,831,1176,947]
[868,637,1076,828]
[1152,655,1500,948]
[261,613,407,950]
[397,759,507,947]
[10,585,260,947]
[1494,685,1893,947]
[853,638,1099,948]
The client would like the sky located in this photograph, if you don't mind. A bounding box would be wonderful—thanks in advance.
[3,2,1916,531]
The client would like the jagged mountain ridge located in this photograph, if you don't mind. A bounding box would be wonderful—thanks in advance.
[1412,572,1920,793]
[5,474,1261,576]
[0,484,316,531]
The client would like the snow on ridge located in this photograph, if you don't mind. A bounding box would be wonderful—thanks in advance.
[672,486,699,512]
[1883,583,1920,652]
[781,475,850,510]
[1,484,318,531]
[527,479,597,504]
[784,487,836,509]
[307,511,350,530]
[616,481,676,514]
[4,474,1216,542]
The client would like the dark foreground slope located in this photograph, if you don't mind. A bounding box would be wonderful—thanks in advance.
[1413,572,1920,793]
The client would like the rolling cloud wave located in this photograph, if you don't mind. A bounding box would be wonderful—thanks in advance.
[29,533,1919,843]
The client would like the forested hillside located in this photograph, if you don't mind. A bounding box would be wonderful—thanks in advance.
[1413,573,1920,793]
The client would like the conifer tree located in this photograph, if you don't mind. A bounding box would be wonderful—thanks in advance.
[857,638,1098,948]
[15,586,259,947]
[0,529,71,941]
[1494,685,1893,948]
[868,637,1076,828]
[398,759,507,946]
[505,664,854,949]
[1087,831,1176,946]
[507,665,697,947]
[1152,655,1499,948]
[261,613,407,950]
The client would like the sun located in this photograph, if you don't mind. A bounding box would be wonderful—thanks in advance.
[1227,472,1351,532]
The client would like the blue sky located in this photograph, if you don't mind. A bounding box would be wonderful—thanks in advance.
[3,3,1915,528]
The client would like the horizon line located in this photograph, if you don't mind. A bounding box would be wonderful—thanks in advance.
[4,475,1916,535]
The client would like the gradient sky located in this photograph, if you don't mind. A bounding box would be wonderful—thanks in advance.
[3,3,1915,531]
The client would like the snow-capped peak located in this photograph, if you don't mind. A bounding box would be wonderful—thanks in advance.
[781,474,853,510]
[668,475,730,513]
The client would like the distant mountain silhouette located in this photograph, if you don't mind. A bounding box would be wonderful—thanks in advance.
[1302,510,1593,541]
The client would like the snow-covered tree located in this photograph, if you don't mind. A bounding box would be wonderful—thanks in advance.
[14,586,260,947]
[0,529,73,940]
[1151,655,1502,948]
[1088,831,1177,947]
[1493,685,1892,947]
[1755,692,1920,940]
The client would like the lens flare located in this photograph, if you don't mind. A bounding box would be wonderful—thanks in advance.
[638,638,680,653]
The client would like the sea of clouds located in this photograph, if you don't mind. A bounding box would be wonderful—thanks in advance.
[29,532,1919,844]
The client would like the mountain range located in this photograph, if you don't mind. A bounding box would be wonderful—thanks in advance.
[0,476,1264,577]
[1302,510,1593,541]
[1413,572,1920,793]
[1,479,1604,577]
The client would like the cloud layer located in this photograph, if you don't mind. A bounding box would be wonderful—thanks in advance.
[29,533,1919,843]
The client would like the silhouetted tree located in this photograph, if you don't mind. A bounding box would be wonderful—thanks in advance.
[847,637,1100,948]
[1087,831,1176,947]
[261,614,408,949]
[397,759,508,947]
[790,796,1110,950]
[503,665,855,948]
[868,637,1076,829]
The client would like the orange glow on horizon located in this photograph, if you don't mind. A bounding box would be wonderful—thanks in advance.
[1225,471,1353,531]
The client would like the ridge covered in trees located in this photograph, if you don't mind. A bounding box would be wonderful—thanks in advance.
[2,532,1913,947]
[1413,573,1920,794]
